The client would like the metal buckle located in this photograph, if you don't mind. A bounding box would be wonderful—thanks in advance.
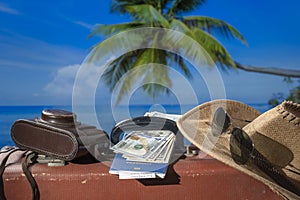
[184,145,198,157]
[35,155,65,167]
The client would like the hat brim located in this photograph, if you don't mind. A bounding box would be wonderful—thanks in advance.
[177,99,300,199]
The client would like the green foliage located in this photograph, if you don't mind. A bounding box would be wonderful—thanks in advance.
[286,86,300,103]
[124,4,170,27]
[167,0,206,17]
[268,98,280,108]
[182,16,247,45]
[89,0,247,102]
[268,78,300,107]
[268,92,284,107]
[110,0,169,13]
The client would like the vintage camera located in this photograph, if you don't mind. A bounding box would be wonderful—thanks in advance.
[11,109,111,161]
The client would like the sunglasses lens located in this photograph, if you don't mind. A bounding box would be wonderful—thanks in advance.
[213,107,231,135]
[230,128,254,165]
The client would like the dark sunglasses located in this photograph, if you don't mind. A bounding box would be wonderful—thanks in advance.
[212,107,253,164]
[212,107,300,196]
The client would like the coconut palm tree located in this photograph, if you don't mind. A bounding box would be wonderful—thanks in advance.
[88,0,300,102]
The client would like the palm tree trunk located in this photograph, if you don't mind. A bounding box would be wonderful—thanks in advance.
[235,62,300,78]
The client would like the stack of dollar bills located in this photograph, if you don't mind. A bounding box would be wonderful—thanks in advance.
[109,129,176,179]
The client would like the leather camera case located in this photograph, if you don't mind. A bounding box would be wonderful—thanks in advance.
[10,109,109,161]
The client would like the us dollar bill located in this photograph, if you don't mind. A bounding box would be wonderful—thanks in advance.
[124,135,175,163]
[111,130,174,159]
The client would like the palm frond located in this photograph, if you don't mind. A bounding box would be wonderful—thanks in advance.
[170,18,193,36]
[160,0,173,11]
[167,0,206,17]
[111,0,169,13]
[88,0,248,103]
[183,16,247,45]
[88,22,145,38]
[131,31,167,66]
[114,64,171,104]
[114,49,172,104]
[124,4,170,27]
[192,28,236,69]
[166,19,214,66]
[87,29,145,63]
[169,19,234,68]
[133,49,167,67]
[168,53,192,78]
[118,35,169,100]
[103,50,141,91]
[111,0,145,13]
[142,65,172,98]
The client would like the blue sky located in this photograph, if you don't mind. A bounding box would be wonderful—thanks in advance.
[0,0,299,105]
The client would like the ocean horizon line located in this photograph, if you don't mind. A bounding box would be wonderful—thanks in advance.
[0,102,270,107]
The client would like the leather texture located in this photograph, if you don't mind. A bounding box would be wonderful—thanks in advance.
[10,109,109,161]
[1,150,284,200]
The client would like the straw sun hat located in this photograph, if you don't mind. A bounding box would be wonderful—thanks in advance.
[177,99,300,199]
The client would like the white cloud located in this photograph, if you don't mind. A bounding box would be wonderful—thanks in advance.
[0,3,20,15]
[44,64,80,97]
[43,63,110,102]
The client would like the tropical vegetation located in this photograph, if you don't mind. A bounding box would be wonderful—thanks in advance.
[268,78,300,107]
[88,0,300,103]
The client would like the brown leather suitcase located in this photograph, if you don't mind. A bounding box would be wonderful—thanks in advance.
[1,149,284,200]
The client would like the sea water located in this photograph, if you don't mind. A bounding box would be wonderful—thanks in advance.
[0,103,270,148]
